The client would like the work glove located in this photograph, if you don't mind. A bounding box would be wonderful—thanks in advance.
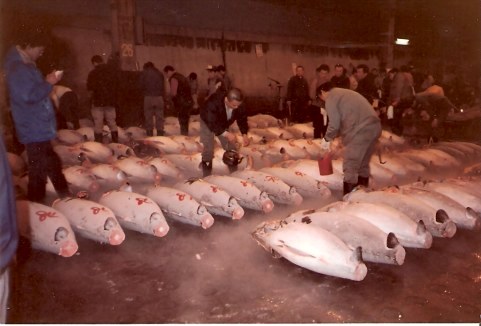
[320,138,331,151]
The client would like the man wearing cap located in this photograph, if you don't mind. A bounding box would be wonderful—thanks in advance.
[199,87,249,176]
[206,65,221,98]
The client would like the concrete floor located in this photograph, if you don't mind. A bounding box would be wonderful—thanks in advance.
[7,187,481,323]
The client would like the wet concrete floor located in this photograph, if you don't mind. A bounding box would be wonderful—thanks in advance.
[8,185,481,323]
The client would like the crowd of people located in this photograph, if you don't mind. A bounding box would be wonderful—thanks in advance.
[284,62,467,142]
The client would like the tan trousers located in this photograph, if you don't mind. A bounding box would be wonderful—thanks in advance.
[91,106,117,134]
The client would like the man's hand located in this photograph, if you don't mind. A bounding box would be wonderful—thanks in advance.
[320,138,331,151]
[46,70,61,85]
[222,131,236,143]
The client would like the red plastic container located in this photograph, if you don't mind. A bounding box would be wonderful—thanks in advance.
[318,152,333,176]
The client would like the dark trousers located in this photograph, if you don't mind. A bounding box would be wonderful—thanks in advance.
[174,97,193,136]
[59,91,80,129]
[390,98,414,136]
[309,105,328,139]
[25,141,70,202]
[290,100,309,123]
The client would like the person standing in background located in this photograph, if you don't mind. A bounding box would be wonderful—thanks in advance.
[286,65,310,123]
[50,84,80,130]
[309,64,330,138]
[330,64,351,89]
[206,65,220,98]
[139,61,165,136]
[163,65,193,136]
[355,64,378,104]
[217,65,232,91]
[4,27,71,202]
[188,72,199,112]
[388,65,415,135]
[87,54,119,143]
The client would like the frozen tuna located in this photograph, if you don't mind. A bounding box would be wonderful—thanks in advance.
[52,197,125,245]
[174,178,244,219]
[99,190,169,237]
[16,200,78,257]
[146,185,214,229]
[284,210,406,265]
[204,175,274,213]
[231,169,303,206]
[252,220,367,281]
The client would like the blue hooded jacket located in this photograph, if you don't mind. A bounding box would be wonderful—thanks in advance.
[0,135,18,271]
[4,46,56,144]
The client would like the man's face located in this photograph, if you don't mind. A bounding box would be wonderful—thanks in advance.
[225,98,242,110]
[25,45,45,62]
[318,69,329,80]
[334,66,344,77]
[296,67,304,77]
[319,90,327,102]
[355,68,367,80]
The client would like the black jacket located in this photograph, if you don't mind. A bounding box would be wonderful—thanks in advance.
[87,63,119,107]
[200,91,249,136]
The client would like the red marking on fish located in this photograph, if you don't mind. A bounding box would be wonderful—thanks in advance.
[36,210,58,221]
[176,193,186,201]
[136,198,149,205]
[91,207,108,215]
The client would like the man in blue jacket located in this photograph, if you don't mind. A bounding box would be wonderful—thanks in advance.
[4,29,70,202]
[199,88,250,176]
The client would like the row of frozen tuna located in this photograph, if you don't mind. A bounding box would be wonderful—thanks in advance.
[54,113,313,146]
[16,168,324,257]
[10,138,480,203]
[252,175,481,281]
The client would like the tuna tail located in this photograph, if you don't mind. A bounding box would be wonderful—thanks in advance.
[386,232,400,249]
[349,246,363,263]
[467,207,481,230]
[435,209,449,224]
[416,220,427,235]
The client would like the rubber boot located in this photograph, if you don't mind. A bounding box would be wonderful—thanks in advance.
[228,165,238,174]
[94,132,103,143]
[357,176,369,187]
[201,160,212,177]
[343,182,357,196]
[146,129,154,137]
[111,131,118,143]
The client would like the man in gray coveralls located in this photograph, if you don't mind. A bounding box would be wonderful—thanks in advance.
[318,82,382,195]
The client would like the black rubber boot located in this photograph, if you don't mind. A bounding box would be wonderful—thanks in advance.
[94,132,103,143]
[111,131,118,143]
[227,165,238,174]
[357,176,369,187]
[343,182,357,195]
[201,160,212,177]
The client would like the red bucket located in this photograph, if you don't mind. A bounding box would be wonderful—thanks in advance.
[318,152,333,176]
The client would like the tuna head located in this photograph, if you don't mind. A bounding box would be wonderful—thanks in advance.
[54,227,79,257]
[150,212,170,237]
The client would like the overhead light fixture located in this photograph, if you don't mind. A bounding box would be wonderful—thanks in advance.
[395,38,410,45]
